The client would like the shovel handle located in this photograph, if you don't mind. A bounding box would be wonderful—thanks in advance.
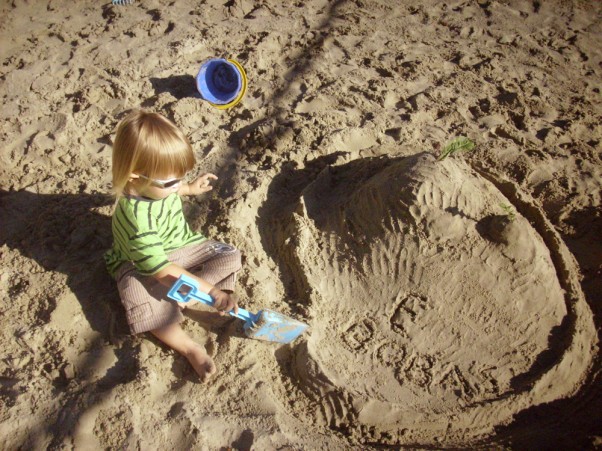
[167,274,256,323]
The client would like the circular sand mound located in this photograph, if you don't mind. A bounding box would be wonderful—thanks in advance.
[267,153,578,445]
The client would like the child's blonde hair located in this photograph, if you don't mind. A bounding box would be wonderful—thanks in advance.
[111,110,195,195]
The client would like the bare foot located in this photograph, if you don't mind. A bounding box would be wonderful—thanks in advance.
[185,344,216,382]
[149,323,216,382]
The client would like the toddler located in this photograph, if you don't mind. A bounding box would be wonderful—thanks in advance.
[104,109,241,382]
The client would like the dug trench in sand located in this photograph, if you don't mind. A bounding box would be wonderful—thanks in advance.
[260,152,595,446]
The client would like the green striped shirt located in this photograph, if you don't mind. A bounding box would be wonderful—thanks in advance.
[104,193,206,277]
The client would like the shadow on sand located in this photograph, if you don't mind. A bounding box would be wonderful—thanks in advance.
[0,188,245,447]
[0,189,139,447]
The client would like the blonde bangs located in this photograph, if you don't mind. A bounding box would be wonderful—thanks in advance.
[134,119,195,179]
[111,110,195,195]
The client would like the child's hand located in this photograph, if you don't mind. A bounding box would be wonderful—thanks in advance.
[208,287,239,315]
[185,173,218,195]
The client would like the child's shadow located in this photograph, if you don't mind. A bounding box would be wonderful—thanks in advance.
[0,189,140,446]
[0,189,122,335]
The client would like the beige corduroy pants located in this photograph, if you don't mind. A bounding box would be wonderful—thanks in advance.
[115,240,242,334]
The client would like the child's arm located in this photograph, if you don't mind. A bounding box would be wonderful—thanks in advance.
[178,173,218,196]
[153,263,238,314]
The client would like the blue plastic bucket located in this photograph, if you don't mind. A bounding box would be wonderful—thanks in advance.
[196,58,243,106]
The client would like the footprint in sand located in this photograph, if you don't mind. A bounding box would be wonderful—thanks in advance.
[263,151,595,446]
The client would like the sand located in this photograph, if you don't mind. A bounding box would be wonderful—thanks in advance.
[0,0,601,449]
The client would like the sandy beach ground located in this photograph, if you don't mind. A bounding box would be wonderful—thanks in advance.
[1,0,601,449]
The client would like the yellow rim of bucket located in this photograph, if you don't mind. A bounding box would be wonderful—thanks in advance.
[208,59,248,110]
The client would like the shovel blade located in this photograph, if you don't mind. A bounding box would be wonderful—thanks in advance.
[244,309,308,344]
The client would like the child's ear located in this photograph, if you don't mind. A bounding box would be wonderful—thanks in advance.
[129,173,140,182]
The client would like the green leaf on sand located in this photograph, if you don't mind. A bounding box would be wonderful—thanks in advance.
[438,137,476,161]
[499,203,516,222]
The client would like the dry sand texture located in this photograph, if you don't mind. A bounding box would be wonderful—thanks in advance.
[0,0,601,449]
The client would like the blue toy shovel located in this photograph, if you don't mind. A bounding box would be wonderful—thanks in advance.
[167,274,308,344]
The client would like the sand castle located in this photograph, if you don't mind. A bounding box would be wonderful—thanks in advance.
[256,151,594,445]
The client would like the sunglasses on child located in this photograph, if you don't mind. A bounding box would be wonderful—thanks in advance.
[137,174,183,189]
